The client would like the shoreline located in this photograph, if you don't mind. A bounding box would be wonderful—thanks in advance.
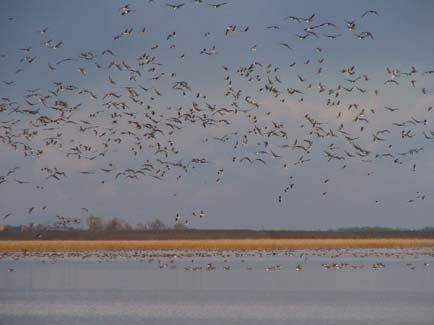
[1,238,434,252]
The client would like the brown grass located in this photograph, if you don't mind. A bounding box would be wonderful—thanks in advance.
[1,238,434,252]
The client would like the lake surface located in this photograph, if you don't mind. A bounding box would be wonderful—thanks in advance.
[0,248,433,325]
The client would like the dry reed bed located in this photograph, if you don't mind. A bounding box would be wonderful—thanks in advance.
[1,238,434,252]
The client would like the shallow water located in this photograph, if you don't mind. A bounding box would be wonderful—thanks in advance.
[0,249,433,325]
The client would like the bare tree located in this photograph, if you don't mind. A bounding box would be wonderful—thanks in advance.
[173,222,188,230]
[86,216,104,232]
[147,218,167,230]
[105,217,126,231]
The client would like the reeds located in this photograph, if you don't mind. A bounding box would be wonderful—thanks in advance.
[1,238,434,252]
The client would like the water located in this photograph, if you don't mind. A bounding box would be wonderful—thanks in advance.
[0,249,433,324]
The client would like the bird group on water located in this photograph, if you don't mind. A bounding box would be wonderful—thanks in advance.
[0,2,433,227]
[1,248,432,273]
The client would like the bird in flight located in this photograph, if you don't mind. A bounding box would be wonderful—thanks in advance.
[208,2,227,8]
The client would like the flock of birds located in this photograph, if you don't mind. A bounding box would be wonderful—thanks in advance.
[2,248,432,273]
[0,1,433,228]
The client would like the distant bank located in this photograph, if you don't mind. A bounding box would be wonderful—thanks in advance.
[1,229,434,240]
[1,229,434,251]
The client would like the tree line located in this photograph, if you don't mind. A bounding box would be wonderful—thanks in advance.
[0,216,188,232]
[86,216,188,231]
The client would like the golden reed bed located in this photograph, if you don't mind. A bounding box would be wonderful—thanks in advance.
[1,239,434,252]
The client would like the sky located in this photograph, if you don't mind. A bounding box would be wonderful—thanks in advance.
[0,0,434,230]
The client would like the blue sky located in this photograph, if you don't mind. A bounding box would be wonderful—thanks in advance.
[0,1,434,229]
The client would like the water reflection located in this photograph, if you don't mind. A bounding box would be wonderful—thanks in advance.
[1,248,433,324]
